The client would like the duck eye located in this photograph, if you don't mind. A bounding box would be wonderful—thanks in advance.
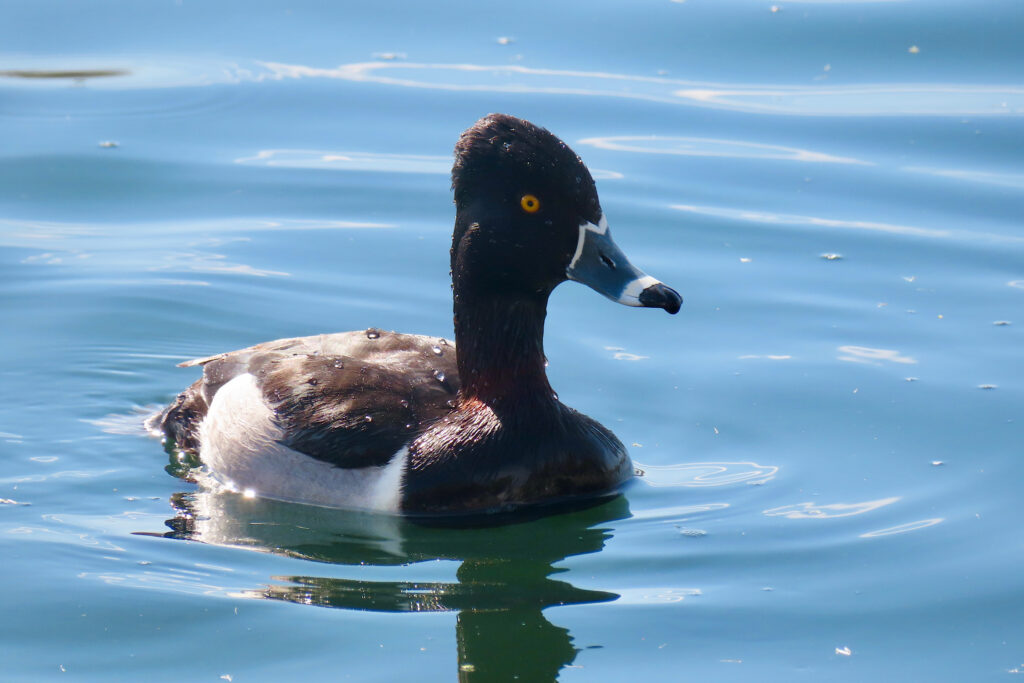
[520,194,541,213]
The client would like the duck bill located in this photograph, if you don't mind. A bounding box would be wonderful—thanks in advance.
[566,215,682,314]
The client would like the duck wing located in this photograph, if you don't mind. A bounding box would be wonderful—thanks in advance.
[159,330,459,469]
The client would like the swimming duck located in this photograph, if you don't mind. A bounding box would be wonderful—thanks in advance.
[155,113,681,517]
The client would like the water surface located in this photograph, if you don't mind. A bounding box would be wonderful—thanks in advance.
[2,1,1023,680]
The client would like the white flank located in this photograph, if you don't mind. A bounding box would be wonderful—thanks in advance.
[198,374,406,512]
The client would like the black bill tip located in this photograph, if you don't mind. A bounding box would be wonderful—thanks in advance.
[638,282,683,315]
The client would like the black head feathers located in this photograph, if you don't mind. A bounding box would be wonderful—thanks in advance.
[451,114,601,225]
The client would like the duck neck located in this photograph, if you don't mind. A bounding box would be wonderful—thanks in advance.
[453,292,555,408]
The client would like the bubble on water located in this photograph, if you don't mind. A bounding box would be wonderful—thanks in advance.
[399,399,409,409]
[333,359,344,369]
[307,377,318,386]
[433,369,446,383]
[366,329,380,339]
[364,415,373,423]
[431,345,443,355]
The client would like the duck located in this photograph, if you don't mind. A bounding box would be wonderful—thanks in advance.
[154,113,681,518]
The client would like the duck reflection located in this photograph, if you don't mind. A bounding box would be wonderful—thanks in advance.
[160,490,628,681]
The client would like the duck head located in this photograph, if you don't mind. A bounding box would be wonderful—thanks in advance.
[451,113,681,314]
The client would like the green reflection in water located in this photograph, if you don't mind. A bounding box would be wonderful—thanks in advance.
[157,490,628,681]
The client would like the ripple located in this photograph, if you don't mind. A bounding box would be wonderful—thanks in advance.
[671,203,1024,245]
[837,345,917,365]
[234,148,621,179]
[0,55,254,90]
[671,203,949,239]
[904,166,1024,191]
[615,587,702,604]
[860,518,944,538]
[256,60,1024,117]
[578,136,869,165]
[763,496,900,519]
[148,251,289,278]
[0,55,255,121]
[604,346,649,361]
[85,406,164,437]
[635,461,778,487]
[235,149,451,175]
[8,56,1019,119]
[630,503,731,521]
[79,566,233,597]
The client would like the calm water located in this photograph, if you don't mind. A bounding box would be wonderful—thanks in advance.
[2,1,1023,680]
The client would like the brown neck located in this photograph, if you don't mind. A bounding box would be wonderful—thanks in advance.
[453,292,555,408]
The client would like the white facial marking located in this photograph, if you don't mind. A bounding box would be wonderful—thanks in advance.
[569,213,608,271]
[619,275,661,306]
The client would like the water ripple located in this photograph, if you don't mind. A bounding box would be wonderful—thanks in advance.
[257,60,1024,117]
[763,496,900,519]
[578,136,870,165]
[636,461,778,487]
[837,346,917,366]
[6,56,1019,118]
[671,203,1024,244]
[234,148,622,179]
[235,149,451,175]
[860,518,944,538]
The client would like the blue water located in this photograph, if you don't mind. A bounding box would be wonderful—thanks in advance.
[3,0,1023,680]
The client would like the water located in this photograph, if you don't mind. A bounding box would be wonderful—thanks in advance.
[2,0,1023,680]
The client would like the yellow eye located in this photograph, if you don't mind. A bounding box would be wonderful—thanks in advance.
[520,194,541,213]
